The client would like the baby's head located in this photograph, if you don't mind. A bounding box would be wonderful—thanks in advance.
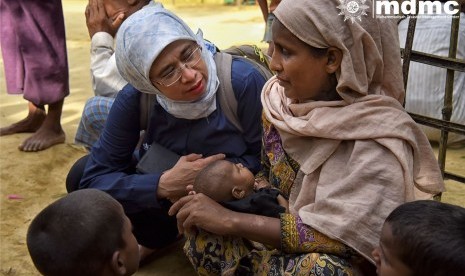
[27,189,139,276]
[372,200,465,276]
[194,160,255,202]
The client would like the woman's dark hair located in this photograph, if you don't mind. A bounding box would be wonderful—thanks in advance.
[26,189,126,276]
[386,200,465,276]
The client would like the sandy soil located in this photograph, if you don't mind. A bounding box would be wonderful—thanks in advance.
[0,1,464,275]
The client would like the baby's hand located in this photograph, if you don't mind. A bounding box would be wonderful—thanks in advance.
[188,190,197,195]
[254,178,270,190]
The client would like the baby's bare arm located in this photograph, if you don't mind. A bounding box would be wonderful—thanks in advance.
[277,195,289,213]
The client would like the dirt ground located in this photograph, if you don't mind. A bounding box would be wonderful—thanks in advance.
[0,1,464,275]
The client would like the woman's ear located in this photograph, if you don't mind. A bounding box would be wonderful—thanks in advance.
[232,187,246,199]
[111,251,127,276]
[325,47,343,74]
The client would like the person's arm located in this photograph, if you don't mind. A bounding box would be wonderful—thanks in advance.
[280,214,357,257]
[86,0,127,97]
[227,58,267,173]
[276,194,289,212]
[80,86,226,211]
[256,0,269,22]
[90,34,127,97]
[80,87,162,213]
[169,193,282,248]
[169,184,365,257]
[85,0,122,38]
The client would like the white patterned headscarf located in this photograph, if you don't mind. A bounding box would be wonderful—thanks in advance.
[116,6,219,119]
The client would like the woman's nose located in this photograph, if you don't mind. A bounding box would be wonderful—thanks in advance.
[180,66,197,83]
[269,52,282,72]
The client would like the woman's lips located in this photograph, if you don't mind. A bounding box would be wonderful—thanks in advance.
[276,75,289,86]
[188,79,204,95]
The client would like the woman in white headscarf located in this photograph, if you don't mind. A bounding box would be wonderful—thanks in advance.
[70,6,267,260]
[170,0,445,274]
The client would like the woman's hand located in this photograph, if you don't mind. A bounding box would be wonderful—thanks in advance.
[85,0,124,38]
[170,193,282,248]
[168,193,234,236]
[157,153,225,201]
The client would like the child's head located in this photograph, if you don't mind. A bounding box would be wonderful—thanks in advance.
[27,189,139,276]
[193,160,255,202]
[372,200,465,276]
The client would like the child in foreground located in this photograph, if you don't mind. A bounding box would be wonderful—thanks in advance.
[372,200,465,276]
[26,189,139,276]
[192,159,288,218]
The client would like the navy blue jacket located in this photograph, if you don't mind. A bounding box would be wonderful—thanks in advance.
[80,58,266,213]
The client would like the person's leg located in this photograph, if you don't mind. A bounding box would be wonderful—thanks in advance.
[19,99,66,152]
[127,207,179,263]
[0,2,47,136]
[66,155,90,193]
[5,0,69,152]
[0,102,46,136]
[75,96,115,150]
[184,229,364,275]
[0,1,23,96]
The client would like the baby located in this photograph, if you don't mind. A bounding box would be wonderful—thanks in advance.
[192,159,288,218]
[372,200,465,276]
[27,189,140,276]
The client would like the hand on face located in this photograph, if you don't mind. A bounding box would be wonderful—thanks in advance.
[158,153,225,202]
[85,0,124,38]
[254,177,271,190]
[168,193,234,236]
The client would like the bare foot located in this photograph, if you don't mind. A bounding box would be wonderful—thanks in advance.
[19,126,65,152]
[0,110,46,136]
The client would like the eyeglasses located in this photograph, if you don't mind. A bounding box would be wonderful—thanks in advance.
[155,45,203,87]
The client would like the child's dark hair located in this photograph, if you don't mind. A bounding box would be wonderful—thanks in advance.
[385,200,465,276]
[26,189,126,276]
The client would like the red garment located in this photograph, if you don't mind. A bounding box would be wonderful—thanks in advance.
[0,0,69,105]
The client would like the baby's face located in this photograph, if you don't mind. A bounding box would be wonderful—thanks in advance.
[372,223,412,276]
[230,163,255,196]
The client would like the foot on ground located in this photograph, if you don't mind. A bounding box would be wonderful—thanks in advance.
[0,111,46,136]
[18,127,65,152]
